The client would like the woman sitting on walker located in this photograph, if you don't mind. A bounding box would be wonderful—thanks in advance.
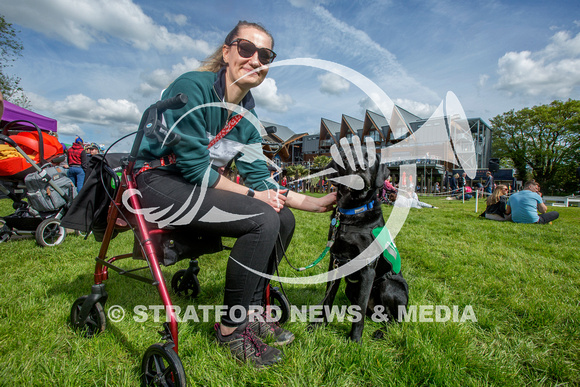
[135,21,336,367]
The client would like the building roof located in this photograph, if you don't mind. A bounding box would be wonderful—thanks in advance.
[260,120,296,143]
[341,115,364,137]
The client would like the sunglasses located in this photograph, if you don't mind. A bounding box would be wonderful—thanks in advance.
[229,38,277,65]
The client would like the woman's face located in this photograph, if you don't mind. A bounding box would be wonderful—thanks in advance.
[223,27,273,91]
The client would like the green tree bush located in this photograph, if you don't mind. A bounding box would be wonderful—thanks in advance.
[491,99,580,193]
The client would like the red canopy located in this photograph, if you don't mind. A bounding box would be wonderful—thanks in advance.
[1,100,57,132]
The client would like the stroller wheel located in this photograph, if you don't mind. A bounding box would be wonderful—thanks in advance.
[35,218,66,247]
[265,286,291,325]
[171,269,201,299]
[141,343,186,387]
[70,296,106,338]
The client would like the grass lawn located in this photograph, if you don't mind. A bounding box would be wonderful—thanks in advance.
[0,195,579,386]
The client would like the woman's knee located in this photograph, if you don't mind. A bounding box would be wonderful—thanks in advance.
[278,207,296,238]
[251,204,281,238]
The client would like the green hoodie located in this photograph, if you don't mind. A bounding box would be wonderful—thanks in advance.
[137,68,278,191]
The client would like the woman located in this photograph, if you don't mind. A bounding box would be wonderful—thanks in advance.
[484,184,511,221]
[135,21,336,367]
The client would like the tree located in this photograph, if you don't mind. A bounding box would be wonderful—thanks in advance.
[490,99,580,192]
[312,155,331,169]
[0,14,29,107]
[285,164,309,191]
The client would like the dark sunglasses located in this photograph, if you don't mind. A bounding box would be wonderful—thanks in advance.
[229,38,277,65]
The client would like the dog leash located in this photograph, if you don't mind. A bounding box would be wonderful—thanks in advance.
[293,199,376,271]
[286,199,386,272]
[285,212,341,272]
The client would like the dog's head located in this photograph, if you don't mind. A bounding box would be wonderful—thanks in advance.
[326,142,390,208]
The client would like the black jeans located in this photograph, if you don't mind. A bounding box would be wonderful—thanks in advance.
[537,211,559,224]
[136,170,295,327]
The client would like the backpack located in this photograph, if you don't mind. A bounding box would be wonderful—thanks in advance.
[60,153,127,241]
[25,165,77,212]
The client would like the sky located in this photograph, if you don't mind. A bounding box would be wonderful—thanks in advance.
[1,0,579,151]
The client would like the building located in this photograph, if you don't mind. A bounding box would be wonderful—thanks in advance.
[261,106,492,191]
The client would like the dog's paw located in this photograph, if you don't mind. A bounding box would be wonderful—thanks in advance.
[372,328,385,340]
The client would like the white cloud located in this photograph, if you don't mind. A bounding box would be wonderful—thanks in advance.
[138,57,201,96]
[393,98,437,118]
[31,93,141,132]
[288,0,329,8]
[165,13,188,27]
[0,0,211,54]
[358,96,435,119]
[308,5,439,103]
[57,123,84,137]
[252,78,294,113]
[496,31,580,97]
[478,74,490,88]
[318,73,350,95]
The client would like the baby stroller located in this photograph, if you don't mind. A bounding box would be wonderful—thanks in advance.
[64,94,290,386]
[0,120,76,246]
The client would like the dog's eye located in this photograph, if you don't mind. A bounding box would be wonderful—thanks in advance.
[329,175,365,190]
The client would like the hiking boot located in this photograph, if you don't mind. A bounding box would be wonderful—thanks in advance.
[247,312,295,346]
[215,322,283,368]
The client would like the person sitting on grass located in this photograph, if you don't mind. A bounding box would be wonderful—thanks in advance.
[505,180,559,224]
[483,184,511,221]
[392,191,438,209]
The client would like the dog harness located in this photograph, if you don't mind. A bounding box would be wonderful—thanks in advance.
[290,197,401,274]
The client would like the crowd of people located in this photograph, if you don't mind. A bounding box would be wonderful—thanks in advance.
[63,136,105,191]
[381,171,560,225]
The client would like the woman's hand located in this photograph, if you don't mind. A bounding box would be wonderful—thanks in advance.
[317,192,337,212]
[285,191,336,212]
[255,189,288,212]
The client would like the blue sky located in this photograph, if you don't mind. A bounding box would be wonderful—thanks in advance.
[1,0,579,150]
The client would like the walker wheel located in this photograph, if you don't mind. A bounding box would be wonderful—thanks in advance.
[141,343,186,387]
[266,286,290,325]
[171,269,200,299]
[0,220,11,243]
[70,296,106,338]
[35,217,66,247]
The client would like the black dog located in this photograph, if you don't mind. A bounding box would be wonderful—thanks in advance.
[317,143,409,342]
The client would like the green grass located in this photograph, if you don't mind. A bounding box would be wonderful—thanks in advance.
[0,196,579,386]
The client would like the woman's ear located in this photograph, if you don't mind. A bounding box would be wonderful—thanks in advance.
[222,44,230,65]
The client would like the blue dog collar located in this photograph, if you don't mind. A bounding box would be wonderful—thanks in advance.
[337,200,375,215]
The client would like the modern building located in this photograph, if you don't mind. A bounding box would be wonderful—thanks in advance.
[262,106,492,191]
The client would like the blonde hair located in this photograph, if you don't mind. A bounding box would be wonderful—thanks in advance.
[487,184,508,206]
[198,21,274,73]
